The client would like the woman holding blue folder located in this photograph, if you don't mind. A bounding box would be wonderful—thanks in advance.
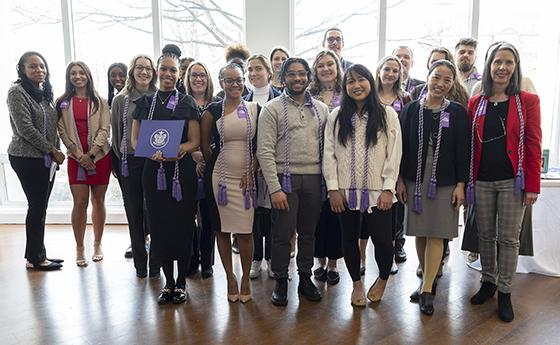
[131,45,200,305]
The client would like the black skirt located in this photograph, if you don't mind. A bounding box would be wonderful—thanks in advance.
[142,155,197,260]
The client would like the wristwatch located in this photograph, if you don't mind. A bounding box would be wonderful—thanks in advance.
[89,153,96,160]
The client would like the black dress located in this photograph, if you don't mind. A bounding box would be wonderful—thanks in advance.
[133,91,199,261]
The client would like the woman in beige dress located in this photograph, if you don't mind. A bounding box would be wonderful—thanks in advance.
[201,63,258,303]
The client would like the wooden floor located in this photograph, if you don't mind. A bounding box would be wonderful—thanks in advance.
[0,225,559,345]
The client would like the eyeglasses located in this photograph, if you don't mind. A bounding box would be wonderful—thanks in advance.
[134,65,153,73]
[476,115,506,144]
[285,71,308,79]
[190,73,208,80]
[221,78,244,86]
[327,37,343,44]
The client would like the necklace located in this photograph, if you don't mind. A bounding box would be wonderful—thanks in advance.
[158,92,173,105]
[320,85,335,92]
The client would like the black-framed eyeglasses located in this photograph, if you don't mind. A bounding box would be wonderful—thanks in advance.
[221,77,245,86]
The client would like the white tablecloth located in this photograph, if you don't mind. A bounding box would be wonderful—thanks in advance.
[516,180,560,277]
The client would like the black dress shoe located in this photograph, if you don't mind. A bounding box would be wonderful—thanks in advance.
[26,260,62,271]
[470,281,497,305]
[410,280,437,302]
[158,286,174,305]
[394,246,407,263]
[47,258,64,264]
[313,267,327,282]
[298,274,321,302]
[419,292,434,315]
[271,278,288,306]
[497,291,514,322]
[326,270,340,285]
[201,268,214,279]
[172,287,188,304]
[124,246,133,259]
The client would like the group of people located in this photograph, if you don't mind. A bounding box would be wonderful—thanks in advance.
[8,27,541,323]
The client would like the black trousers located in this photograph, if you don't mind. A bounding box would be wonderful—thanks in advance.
[314,200,343,259]
[253,207,272,261]
[117,153,158,274]
[190,197,215,271]
[271,174,322,279]
[340,208,393,281]
[9,155,54,264]
[392,201,406,249]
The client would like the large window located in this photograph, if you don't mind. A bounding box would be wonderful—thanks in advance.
[295,0,380,70]
[72,0,153,99]
[386,0,470,82]
[479,0,560,164]
[162,0,244,82]
[0,0,66,153]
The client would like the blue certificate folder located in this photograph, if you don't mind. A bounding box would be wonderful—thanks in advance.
[134,120,185,158]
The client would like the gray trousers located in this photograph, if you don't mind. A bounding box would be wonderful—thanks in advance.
[271,174,322,279]
[475,179,525,293]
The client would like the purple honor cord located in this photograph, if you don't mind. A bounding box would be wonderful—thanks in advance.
[148,90,182,200]
[217,100,256,209]
[121,97,130,177]
[412,96,450,214]
[217,99,228,205]
[466,95,526,203]
[39,103,53,168]
[281,95,292,193]
[349,113,371,213]
[281,93,325,199]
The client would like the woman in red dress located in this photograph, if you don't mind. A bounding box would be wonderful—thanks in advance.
[57,61,111,267]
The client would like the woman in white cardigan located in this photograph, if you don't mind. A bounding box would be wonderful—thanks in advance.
[323,64,402,307]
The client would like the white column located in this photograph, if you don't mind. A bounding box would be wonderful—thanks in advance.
[61,0,75,63]
[152,0,162,59]
[244,0,292,55]
[378,0,387,61]
[469,0,480,40]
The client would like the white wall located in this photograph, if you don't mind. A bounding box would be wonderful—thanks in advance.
[244,0,293,56]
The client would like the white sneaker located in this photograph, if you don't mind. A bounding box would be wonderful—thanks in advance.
[267,259,275,278]
[390,261,399,274]
[250,260,262,279]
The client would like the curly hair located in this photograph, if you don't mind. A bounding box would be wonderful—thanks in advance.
[224,43,251,62]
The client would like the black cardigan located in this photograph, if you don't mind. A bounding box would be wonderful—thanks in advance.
[399,100,470,186]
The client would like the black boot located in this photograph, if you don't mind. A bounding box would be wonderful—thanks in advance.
[298,274,321,302]
[271,278,288,306]
[419,292,434,315]
[498,291,514,322]
[470,281,497,305]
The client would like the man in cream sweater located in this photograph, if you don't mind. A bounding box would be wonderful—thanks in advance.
[257,57,329,306]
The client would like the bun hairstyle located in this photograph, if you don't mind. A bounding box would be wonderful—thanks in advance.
[158,44,182,66]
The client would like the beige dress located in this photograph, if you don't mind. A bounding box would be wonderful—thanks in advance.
[212,102,257,233]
